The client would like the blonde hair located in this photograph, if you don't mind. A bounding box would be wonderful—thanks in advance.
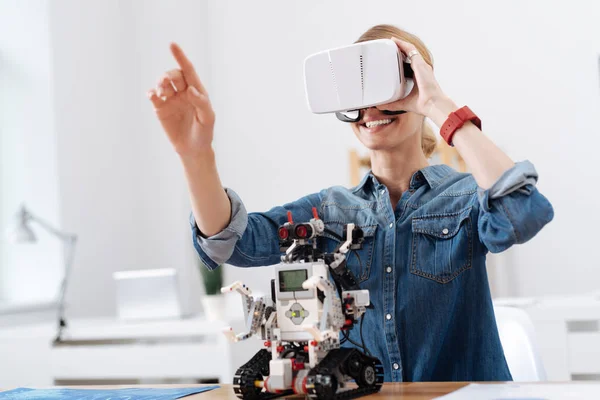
[356,24,437,158]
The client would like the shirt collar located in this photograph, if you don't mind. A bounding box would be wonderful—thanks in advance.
[353,164,455,193]
[418,164,455,189]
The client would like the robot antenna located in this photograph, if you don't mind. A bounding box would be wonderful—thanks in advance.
[312,207,319,220]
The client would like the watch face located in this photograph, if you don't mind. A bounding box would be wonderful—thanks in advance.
[456,106,473,120]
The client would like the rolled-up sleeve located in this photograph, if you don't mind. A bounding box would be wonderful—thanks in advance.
[190,188,248,270]
[477,161,554,253]
[190,188,324,270]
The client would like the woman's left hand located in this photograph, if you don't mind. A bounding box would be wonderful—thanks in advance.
[377,37,447,118]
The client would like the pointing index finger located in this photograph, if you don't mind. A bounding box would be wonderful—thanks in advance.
[170,42,207,94]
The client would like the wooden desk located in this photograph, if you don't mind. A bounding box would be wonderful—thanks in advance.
[204,383,469,399]
[1,383,470,399]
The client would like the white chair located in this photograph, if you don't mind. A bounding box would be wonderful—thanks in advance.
[494,305,547,381]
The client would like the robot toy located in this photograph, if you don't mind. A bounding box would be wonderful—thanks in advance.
[221,208,383,399]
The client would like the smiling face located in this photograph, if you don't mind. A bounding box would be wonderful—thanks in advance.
[351,107,424,151]
[352,25,437,157]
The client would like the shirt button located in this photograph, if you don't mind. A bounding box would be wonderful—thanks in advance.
[389,223,393,229]
[386,266,392,273]
[380,189,385,195]
[393,363,400,370]
[386,314,392,320]
[442,228,449,235]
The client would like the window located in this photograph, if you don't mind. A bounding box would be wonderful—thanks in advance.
[0,1,62,305]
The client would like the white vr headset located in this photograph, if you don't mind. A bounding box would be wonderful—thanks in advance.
[303,39,414,122]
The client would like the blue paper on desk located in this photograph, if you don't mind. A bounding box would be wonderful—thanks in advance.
[0,386,219,399]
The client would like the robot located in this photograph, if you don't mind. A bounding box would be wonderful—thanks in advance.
[221,207,383,399]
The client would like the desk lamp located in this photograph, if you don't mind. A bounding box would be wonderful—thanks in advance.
[6,204,77,344]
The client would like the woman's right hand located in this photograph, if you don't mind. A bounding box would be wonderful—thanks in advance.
[148,43,215,160]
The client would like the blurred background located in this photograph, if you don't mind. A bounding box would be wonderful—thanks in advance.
[0,0,599,388]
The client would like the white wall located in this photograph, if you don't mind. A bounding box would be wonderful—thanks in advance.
[4,0,599,318]
[205,0,600,299]
[0,0,62,304]
[49,0,210,317]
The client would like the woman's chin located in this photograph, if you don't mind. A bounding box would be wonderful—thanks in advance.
[358,136,392,151]
[358,128,397,149]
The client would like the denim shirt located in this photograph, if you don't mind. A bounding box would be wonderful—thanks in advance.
[190,161,553,382]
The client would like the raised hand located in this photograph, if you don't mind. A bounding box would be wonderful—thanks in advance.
[148,43,215,159]
[376,37,446,118]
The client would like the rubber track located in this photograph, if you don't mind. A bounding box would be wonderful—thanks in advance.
[232,349,295,400]
[306,348,384,400]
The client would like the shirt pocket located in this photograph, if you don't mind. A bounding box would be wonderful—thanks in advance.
[322,222,378,283]
[410,206,473,284]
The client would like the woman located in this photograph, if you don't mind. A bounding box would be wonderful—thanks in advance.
[148,25,553,382]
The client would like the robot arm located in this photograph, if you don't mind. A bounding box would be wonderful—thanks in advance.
[221,281,267,342]
[301,275,344,342]
[337,223,356,255]
[221,280,253,317]
[327,224,371,324]
[326,223,365,291]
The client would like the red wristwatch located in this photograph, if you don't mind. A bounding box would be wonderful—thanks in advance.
[440,106,482,146]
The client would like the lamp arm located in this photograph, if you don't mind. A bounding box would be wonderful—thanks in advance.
[25,211,76,242]
[54,234,77,343]
[23,209,77,342]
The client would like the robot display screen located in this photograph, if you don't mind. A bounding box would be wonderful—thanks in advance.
[278,269,308,292]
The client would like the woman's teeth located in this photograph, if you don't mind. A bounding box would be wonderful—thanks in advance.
[365,119,392,128]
